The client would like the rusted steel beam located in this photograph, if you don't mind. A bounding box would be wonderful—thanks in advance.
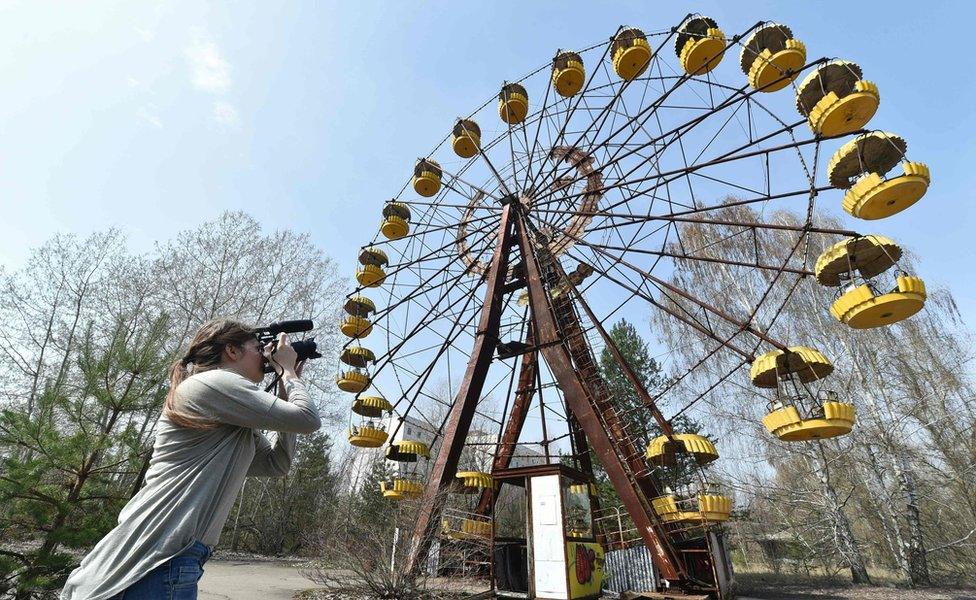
[566,282,674,438]
[579,259,755,360]
[515,211,687,582]
[405,204,514,575]
[580,242,813,276]
[534,208,856,240]
[475,325,538,516]
[563,230,787,351]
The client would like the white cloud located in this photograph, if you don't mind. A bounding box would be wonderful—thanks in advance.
[184,38,231,93]
[134,27,155,43]
[137,105,163,129]
[212,100,239,126]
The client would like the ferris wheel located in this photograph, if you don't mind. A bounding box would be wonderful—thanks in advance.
[335,15,930,595]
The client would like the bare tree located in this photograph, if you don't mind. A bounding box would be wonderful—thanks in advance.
[0,212,346,595]
[643,203,974,584]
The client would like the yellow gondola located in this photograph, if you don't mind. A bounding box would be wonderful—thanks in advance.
[828,131,930,220]
[381,477,423,499]
[458,518,492,538]
[348,424,388,448]
[336,369,369,393]
[386,439,431,462]
[413,158,442,197]
[344,294,375,317]
[443,518,493,539]
[452,119,481,158]
[740,23,806,92]
[611,27,651,81]
[762,397,856,441]
[646,433,719,466]
[675,16,725,75]
[552,51,585,97]
[340,346,375,367]
[568,483,598,496]
[498,83,528,124]
[356,247,388,288]
[381,201,412,240]
[652,494,732,523]
[356,265,385,287]
[340,315,372,338]
[359,247,388,266]
[454,471,493,493]
[750,346,833,389]
[830,276,926,329]
[795,60,879,137]
[352,395,393,418]
[816,235,926,328]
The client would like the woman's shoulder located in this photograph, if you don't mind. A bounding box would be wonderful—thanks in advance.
[178,369,257,396]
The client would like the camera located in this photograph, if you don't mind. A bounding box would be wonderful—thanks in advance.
[252,320,323,374]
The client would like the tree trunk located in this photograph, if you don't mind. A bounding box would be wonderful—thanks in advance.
[814,447,872,584]
[857,351,932,586]
[860,444,909,576]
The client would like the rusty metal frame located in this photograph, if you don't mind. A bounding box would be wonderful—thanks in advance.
[404,203,515,574]
[513,208,688,582]
[475,324,538,516]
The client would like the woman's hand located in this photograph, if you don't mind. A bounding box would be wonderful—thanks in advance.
[264,332,298,376]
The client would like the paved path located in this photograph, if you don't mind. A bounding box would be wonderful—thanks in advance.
[198,559,766,600]
[199,560,317,600]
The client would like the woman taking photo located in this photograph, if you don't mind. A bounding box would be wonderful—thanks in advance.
[61,319,322,600]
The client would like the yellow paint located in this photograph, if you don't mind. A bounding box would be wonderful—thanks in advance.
[381,216,409,240]
[339,315,372,338]
[843,162,930,220]
[679,28,725,75]
[352,395,392,417]
[413,171,441,197]
[612,41,651,81]
[830,276,926,328]
[651,494,732,523]
[814,234,900,287]
[336,370,369,393]
[347,425,388,448]
[452,131,480,158]
[566,541,604,599]
[340,346,375,367]
[750,346,833,388]
[381,478,423,499]
[387,439,430,460]
[498,92,529,124]
[763,401,856,441]
[356,264,386,287]
[747,39,806,91]
[646,433,718,464]
[809,80,879,136]
[344,295,375,316]
[552,60,585,97]
[455,471,493,491]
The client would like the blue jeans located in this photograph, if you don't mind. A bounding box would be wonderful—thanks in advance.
[107,541,212,599]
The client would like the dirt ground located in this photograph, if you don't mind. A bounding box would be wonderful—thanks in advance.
[198,560,975,600]
[736,572,976,600]
[199,559,318,600]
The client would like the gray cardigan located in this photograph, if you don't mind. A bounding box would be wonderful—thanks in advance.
[60,368,321,600]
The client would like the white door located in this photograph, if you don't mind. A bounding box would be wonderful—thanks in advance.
[530,475,567,599]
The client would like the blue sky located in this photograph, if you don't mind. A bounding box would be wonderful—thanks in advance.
[2,0,973,330]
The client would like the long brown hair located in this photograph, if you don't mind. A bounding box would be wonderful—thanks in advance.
[164,319,255,429]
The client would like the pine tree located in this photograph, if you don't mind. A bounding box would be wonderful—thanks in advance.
[0,313,172,598]
[593,319,708,507]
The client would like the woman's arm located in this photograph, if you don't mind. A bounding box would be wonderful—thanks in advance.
[247,377,298,476]
[247,430,295,476]
[177,370,321,433]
